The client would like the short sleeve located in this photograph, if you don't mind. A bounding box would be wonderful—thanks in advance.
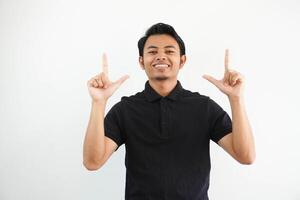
[207,97,232,144]
[104,102,125,151]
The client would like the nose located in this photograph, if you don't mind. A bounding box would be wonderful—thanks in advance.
[155,54,167,61]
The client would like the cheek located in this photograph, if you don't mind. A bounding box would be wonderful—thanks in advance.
[144,57,154,66]
[171,57,181,66]
[169,54,180,62]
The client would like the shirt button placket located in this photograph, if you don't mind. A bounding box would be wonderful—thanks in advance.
[160,98,168,139]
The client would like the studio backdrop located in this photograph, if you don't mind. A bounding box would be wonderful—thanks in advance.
[0,0,299,199]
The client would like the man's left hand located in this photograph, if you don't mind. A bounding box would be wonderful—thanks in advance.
[202,49,245,99]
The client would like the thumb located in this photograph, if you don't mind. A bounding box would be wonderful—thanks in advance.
[202,74,221,88]
[111,75,130,90]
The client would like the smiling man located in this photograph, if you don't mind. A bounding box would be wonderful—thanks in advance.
[83,23,256,200]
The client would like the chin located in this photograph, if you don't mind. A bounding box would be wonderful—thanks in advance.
[153,76,169,81]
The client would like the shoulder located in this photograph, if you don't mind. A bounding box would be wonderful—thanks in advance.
[107,91,145,112]
[182,88,221,106]
[120,91,145,103]
[179,88,224,112]
[180,88,210,102]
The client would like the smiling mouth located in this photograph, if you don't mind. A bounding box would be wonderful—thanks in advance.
[152,64,170,69]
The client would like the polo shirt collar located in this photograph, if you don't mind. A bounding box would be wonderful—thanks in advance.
[144,80,183,102]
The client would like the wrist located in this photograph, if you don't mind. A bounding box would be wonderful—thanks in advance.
[92,99,107,106]
[228,95,244,103]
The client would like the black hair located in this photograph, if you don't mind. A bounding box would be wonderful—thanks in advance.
[137,23,186,57]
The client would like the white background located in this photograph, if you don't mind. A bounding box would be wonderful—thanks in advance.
[1,0,300,199]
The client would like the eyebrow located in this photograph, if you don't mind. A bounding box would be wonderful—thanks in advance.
[147,45,177,49]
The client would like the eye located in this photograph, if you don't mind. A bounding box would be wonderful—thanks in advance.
[148,51,157,54]
[166,50,175,54]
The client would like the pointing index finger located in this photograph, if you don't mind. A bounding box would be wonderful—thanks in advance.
[102,53,108,76]
[224,49,229,72]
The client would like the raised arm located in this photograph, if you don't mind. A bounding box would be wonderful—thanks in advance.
[202,49,255,164]
[83,53,129,170]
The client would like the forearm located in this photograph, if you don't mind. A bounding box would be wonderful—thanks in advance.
[229,96,255,163]
[83,100,107,167]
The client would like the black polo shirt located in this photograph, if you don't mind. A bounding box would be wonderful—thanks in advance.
[104,80,232,200]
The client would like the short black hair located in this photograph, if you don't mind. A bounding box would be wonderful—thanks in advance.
[138,23,186,57]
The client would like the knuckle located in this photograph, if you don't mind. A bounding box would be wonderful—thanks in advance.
[98,80,103,86]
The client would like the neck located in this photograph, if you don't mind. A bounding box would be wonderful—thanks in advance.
[148,78,178,97]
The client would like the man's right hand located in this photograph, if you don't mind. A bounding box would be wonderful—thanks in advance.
[87,53,130,103]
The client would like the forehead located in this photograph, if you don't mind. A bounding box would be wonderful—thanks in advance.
[144,34,179,49]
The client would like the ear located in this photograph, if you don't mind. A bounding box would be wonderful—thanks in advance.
[139,56,145,70]
[179,55,186,69]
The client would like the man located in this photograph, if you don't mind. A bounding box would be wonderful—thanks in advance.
[83,23,255,200]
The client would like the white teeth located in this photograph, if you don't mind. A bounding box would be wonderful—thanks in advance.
[154,64,169,68]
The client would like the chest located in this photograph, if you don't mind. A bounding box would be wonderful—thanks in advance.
[122,100,210,146]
